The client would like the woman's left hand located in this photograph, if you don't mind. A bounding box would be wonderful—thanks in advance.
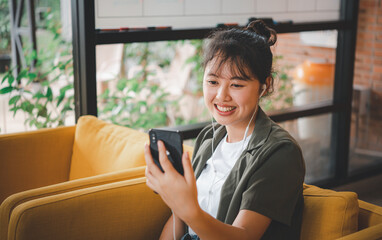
[144,141,200,221]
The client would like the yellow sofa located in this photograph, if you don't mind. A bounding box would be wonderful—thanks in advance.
[0,116,382,240]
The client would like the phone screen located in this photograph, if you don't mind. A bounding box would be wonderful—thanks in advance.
[149,129,184,175]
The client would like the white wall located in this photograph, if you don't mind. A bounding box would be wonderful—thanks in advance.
[95,0,340,29]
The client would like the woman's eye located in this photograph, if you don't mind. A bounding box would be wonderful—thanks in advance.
[208,80,218,85]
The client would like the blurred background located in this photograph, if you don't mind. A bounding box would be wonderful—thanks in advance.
[0,0,381,189]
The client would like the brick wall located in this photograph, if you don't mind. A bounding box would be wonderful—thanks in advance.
[355,0,382,120]
[274,33,336,69]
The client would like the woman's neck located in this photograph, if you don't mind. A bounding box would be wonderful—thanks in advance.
[225,121,255,143]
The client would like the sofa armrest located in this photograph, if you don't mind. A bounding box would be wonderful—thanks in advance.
[6,177,170,240]
[0,166,146,240]
[358,200,382,229]
[337,200,382,240]
[336,223,382,240]
[0,126,76,203]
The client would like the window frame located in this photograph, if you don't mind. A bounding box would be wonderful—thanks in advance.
[71,0,378,187]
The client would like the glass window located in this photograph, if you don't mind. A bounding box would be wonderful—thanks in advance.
[265,30,337,112]
[279,113,334,183]
[0,5,74,134]
[96,31,339,131]
[96,40,209,131]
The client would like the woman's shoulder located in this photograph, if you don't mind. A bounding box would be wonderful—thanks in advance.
[197,123,216,139]
[253,108,301,154]
[259,121,304,167]
[194,123,223,147]
[268,122,300,148]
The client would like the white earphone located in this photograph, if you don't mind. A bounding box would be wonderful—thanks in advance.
[260,84,267,98]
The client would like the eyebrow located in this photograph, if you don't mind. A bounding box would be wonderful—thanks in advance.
[207,73,250,81]
[230,76,249,81]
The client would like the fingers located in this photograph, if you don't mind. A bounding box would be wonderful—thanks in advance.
[144,143,163,176]
[182,151,195,183]
[157,141,176,174]
[145,166,156,190]
[145,176,155,190]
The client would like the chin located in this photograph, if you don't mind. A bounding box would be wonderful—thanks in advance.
[213,116,233,126]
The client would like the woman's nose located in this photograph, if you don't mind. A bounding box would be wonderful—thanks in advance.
[216,85,231,101]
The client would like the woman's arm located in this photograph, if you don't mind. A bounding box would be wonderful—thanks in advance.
[160,214,186,240]
[185,208,271,240]
[144,141,271,240]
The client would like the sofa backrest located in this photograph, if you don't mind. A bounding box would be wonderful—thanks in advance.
[69,116,149,180]
[0,126,75,204]
[301,184,359,240]
[69,116,194,180]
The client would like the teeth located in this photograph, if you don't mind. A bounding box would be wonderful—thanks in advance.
[216,105,235,112]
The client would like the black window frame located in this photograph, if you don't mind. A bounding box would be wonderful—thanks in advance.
[71,0,382,188]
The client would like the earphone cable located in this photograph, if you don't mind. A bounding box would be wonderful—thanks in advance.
[171,209,176,240]
[206,86,266,213]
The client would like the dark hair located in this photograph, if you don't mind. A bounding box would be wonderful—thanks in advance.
[203,20,277,94]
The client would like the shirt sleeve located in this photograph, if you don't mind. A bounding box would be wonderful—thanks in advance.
[240,140,305,226]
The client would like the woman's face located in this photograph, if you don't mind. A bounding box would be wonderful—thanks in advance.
[203,57,262,131]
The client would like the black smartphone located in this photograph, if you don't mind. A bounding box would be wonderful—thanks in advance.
[149,128,184,175]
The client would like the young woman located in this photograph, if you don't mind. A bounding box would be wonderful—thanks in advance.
[144,20,305,240]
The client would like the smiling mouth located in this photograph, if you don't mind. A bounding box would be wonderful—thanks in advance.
[215,104,236,112]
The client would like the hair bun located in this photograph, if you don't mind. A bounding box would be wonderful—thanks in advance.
[246,20,277,46]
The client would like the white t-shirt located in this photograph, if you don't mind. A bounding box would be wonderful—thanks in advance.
[189,133,251,236]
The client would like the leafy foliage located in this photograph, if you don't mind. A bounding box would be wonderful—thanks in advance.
[0,8,74,130]
[98,42,180,130]
[261,55,295,111]
[0,51,73,128]
[185,40,205,93]
[98,74,175,130]
[1,7,294,133]
[0,0,11,53]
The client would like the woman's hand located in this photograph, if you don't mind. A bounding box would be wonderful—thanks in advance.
[144,141,200,222]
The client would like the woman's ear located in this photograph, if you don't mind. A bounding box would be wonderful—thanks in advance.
[263,76,272,94]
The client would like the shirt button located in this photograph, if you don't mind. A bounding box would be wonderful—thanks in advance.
[209,190,213,195]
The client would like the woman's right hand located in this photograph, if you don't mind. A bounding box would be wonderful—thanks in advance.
[144,141,201,222]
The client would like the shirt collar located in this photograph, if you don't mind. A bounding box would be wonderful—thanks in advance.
[247,107,273,151]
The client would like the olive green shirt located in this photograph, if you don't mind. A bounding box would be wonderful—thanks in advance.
[191,108,305,239]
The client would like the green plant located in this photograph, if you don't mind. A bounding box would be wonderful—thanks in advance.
[0,52,73,128]
[98,73,175,130]
[260,55,295,111]
[98,42,179,130]
[0,7,74,130]
[0,0,11,53]
[185,39,204,93]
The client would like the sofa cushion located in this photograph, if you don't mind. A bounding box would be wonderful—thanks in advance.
[7,177,171,240]
[69,116,149,180]
[301,184,359,240]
